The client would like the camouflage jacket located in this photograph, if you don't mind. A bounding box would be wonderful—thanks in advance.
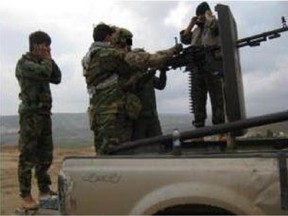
[15,52,61,115]
[82,42,132,115]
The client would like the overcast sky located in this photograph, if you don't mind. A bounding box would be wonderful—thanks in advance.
[1,0,288,118]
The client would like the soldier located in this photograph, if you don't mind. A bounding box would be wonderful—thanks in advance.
[180,2,225,140]
[131,67,166,140]
[82,23,132,155]
[83,24,182,155]
[15,31,61,210]
[111,26,179,154]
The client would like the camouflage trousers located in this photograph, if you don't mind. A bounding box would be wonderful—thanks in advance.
[191,67,225,128]
[18,113,53,198]
[93,113,132,155]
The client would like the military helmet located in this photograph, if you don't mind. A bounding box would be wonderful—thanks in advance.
[111,26,133,47]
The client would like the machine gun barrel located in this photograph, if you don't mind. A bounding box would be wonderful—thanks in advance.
[237,26,288,48]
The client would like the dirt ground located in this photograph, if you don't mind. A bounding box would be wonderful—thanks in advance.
[0,146,95,215]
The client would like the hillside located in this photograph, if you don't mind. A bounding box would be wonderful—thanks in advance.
[0,113,195,147]
[0,113,93,147]
[1,113,287,147]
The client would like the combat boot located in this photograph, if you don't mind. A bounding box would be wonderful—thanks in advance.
[21,195,38,210]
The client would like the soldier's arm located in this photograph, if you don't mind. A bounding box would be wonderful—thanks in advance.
[125,45,181,70]
[147,45,181,69]
[49,60,62,84]
[153,70,167,90]
[16,58,52,81]
[180,16,198,45]
[180,30,192,45]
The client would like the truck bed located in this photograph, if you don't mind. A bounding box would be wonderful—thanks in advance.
[58,149,288,215]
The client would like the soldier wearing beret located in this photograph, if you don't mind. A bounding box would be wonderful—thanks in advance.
[180,2,225,140]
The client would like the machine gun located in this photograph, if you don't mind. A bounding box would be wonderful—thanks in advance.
[166,16,288,71]
[165,16,288,119]
[165,45,207,70]
[237,16,288,48]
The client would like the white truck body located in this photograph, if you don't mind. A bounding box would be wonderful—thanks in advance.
[58,150,288,215]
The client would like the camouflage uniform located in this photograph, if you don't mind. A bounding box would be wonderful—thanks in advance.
[112,28,180,141]
[116,38,174,138]
[180,15,225,128]
[82,42,133,155]
[83,30,181,155]
[132,69,166,140]
[123,44,174,154]
[124,45,179,128]
[15,52,61,198]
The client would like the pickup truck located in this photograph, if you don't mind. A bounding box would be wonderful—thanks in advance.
[57,4,288,215]
[58,111,288,215]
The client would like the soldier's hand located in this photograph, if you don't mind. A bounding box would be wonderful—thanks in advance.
[173,44,183,54]
[36,44,51,60]
[191,16,198,25]
[205,10,213,19]
[43,50,51,60]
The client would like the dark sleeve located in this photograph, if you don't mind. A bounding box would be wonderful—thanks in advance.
[180,30,192,45]
[49,60,62,84]
[153,70,167,90]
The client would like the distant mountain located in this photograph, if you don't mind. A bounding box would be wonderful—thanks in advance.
[1,113,287,147]
[0,113,92,147]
